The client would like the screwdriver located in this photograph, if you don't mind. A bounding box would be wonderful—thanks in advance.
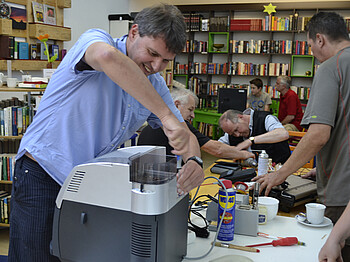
[246,237,299,247]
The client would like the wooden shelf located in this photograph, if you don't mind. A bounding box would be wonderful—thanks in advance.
[0,135,23,139]
[0,87,45,92]
[0,180,12,184]
[0,222,10,227]
[28,23,71,41]
[0,60,60,71]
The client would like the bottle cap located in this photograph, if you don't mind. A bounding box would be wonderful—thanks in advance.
[221,179,232,189]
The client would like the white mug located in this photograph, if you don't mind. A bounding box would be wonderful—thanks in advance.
[305,203,326,224]
[7,77,18,88]
[0,72,4,82]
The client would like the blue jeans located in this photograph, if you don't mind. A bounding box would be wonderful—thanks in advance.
[8,155,61,262]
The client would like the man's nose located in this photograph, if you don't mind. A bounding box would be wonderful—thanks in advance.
[152,58,164,73]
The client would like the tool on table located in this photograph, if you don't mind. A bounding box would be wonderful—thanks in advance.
[246,237,299,247]
[252,182,260,209]
[212,241,260,253]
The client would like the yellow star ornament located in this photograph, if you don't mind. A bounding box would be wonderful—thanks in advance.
[263,3,277,15]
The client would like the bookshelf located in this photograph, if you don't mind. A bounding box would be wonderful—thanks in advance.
[0,88,44,226]
[0,0,71,70]
[174,2,350,138]
[0,0,71,227]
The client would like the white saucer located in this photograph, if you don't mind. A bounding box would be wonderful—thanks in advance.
[209,255,253,262]
[295,216,333,227]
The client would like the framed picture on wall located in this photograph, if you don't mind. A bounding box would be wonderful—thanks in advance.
[43,4,56,25]
[7,2,27,30]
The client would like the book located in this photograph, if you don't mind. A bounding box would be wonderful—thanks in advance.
[18,42,29,60]
[30,44,38,59]
[32,1,44,23]
[50,44,59,60]
[0,36,12,59]
[44,4,56,25]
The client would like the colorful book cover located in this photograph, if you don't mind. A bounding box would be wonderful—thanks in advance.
[32,1,44,23]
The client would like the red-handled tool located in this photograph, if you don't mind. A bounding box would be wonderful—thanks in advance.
[246,237,299,247]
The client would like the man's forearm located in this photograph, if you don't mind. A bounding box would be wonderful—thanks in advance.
[182,131,201,161]
[281,115,295,125]
[254,128,289,144]
[202,140,240,159]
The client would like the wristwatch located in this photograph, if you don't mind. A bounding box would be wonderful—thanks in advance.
[249,136,255,145]
[186,156,203,168]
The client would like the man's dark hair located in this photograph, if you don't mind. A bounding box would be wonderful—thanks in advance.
[306,12,349,42]
[249,78,263,89]
[133,4,186,54]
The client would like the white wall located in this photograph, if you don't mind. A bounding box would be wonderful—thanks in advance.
[64,0,129,50]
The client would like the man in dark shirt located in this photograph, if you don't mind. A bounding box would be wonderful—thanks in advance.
[138,87,254,160]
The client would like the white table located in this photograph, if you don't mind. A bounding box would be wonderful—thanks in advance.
[183,215,332,262]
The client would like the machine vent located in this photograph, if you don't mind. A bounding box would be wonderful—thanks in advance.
[66,170,85,193]
[131,222,152,258]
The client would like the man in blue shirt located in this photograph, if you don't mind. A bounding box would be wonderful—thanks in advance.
[9,4,204,261]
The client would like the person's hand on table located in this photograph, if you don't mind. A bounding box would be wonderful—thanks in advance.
[301,167,316,180]
[318,237,345,262]
[252,171,287,196]
[177,160,204,195]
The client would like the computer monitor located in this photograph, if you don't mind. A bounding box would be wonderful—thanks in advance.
[218,88,247,113]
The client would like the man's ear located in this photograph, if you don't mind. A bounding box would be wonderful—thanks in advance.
[128,24,139,41]
[316,33,325,47]
[174,100,181,108]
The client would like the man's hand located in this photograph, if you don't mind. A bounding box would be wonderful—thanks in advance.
[318,238,344,262]
[236,139,252,150]
[301,167,316,180]
[238,150,255,160]
[162,117,191,156]
[252,171,288,196]
[176,160,204,194]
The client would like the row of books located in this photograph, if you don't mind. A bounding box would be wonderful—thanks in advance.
[231,39,311,55]
[0,154,16,182]
[0,106,34,137]
[179,62,290,77]
[0,140,20,154]
[184,40,208,53]
[0,191,10,224]
[182,39,311,55]
[197,122,219,137]
[181,13,339,32]
[0,35,60,60]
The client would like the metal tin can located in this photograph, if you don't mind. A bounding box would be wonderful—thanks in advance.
[258,150,269,176]
[217,180,236,241]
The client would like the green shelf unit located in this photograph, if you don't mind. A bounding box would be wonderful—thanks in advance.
[208,32,229,53]
[290,55,314,77]
[173,74,189,88]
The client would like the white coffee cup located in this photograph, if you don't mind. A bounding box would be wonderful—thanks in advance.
[7,77,18,88]
[305,203,326,224]
[258,196,279,221]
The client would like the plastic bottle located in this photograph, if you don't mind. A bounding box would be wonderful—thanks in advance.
[217,180,236,241]
[258,150,269,176]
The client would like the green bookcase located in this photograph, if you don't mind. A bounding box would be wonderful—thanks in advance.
[208,32,229,53]
[290,55,314,77]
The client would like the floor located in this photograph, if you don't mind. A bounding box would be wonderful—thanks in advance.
[0,149,218,256]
